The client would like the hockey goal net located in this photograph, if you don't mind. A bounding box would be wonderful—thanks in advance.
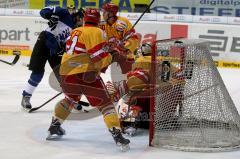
[149,38,240,152]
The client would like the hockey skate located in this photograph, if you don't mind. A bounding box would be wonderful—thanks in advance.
[109,127,130,152]
[46,118,66,140]
[21,95,32,111]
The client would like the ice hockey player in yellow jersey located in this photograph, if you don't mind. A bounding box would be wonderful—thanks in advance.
[46,8,130,151]
[100,2,141,74]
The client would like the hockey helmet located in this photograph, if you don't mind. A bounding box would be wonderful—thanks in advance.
[141,42,152,56]
[83,8,101,25]
[67,5,75,9]
[67,5,76,15]
[102,2,119,15]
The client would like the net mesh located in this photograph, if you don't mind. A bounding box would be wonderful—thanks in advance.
[151,39,240,152]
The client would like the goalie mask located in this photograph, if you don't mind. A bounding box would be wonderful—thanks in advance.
[141,43,152,56]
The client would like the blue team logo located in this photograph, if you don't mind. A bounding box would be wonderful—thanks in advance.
[56,28,71,43]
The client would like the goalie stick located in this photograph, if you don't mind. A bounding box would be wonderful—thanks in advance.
[0,51,20,65]
[28,92,90,113]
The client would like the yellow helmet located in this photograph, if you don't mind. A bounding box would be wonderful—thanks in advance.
[67,4,75,9]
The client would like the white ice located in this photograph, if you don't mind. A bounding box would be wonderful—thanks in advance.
[0,56,240,159]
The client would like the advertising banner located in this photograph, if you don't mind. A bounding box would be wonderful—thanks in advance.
[188,23,240,62]
[29,0,150,12]
[152,0,240,17]
[1,15,240,68]
[0,0,28,8]
[3,0,240,17]
[0,16,47,55]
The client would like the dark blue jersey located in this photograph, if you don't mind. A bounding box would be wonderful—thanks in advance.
[40,6,74,55]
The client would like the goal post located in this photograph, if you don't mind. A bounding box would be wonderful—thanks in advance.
[149,38,240,152]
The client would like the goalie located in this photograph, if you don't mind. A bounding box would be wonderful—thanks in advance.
[106,42,186,136]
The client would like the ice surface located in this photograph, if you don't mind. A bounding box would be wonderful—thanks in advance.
[0,56,240,159]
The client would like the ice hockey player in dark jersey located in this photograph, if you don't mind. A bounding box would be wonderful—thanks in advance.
[21,6,83,110]
[67,5,84,28]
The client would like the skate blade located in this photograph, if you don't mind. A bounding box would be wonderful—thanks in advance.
[22,107,31,112]
[117,143,130,152]
[46,132,63,140]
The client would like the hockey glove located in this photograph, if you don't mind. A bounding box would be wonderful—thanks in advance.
[48,15,59,31]
[106,37,123,53]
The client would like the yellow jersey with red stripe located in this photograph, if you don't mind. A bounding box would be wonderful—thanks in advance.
[100,16,140,58]
[127,55,185,91]
[60,25,112,75]
[132,56,152,71]
[126,56,151,90]
[133,56,180,72]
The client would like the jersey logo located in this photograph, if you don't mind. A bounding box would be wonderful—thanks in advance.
[56,28,71,43]
[116,20,127,32]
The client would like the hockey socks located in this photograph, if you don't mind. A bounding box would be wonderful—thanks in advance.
[22,72,44,96]
[54,98,73,121]
[99,104,121,129]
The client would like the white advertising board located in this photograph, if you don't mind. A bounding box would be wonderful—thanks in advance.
[0,0,28,9]
[0,16,47,50]
[0,16,240,63]
[151,0,240,17]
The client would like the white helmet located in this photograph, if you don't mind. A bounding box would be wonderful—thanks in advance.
[141,43,152,56]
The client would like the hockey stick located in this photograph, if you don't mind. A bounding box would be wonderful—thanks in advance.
[29,92,62,113]
[29,92,90,113]
[0,51,20,65]
[131,0,155,29]
[122,0,155,42]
